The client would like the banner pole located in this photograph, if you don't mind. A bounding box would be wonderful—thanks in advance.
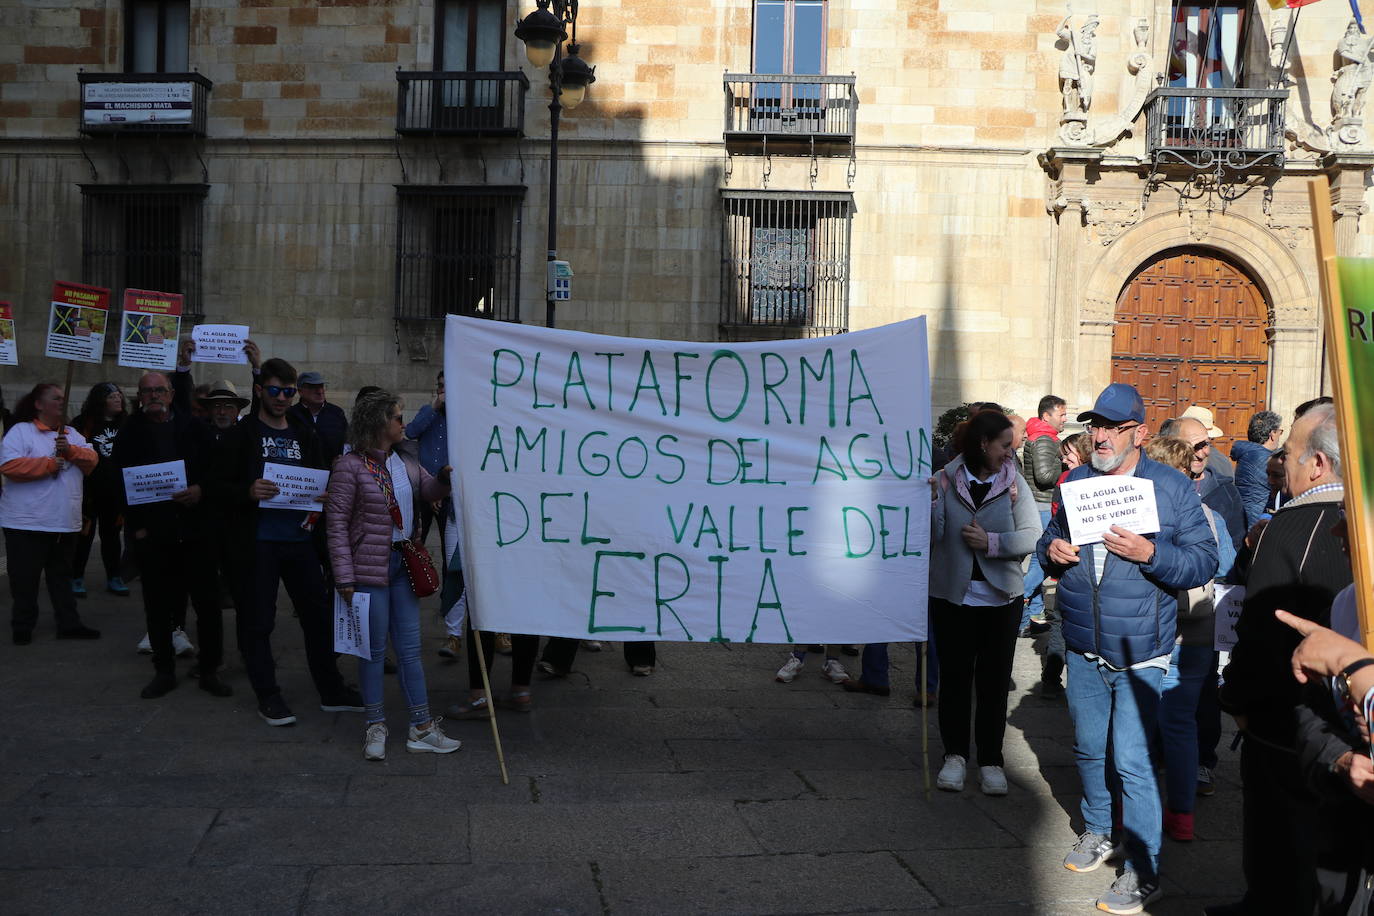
[1307,178,1374,653]
[60,361,75,428]
[471,629,510,785]
[921,641,931,800]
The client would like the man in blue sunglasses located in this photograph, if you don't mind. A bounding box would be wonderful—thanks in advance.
[216,356,362,727]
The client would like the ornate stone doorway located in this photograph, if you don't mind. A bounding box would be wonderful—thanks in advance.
[1111,247,1270,456]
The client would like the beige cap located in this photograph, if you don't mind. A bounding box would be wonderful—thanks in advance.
[1180,405,1223,438]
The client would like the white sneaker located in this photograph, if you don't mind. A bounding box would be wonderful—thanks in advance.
[364,723,387,761]
[136,633,152,655]
[582,640,603,652]
[937,754,966,792]
[406,719,462,754]
[775,655,803,683]
[172,627,195,657]
[980,765,1008,796]
[821,658,851,684]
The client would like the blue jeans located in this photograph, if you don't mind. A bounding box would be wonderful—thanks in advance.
[859,643,889,688]
[359,552,430,727]
[1065,650,1164,883]
[1020,508,1052,628]
[1158,643,1212,813]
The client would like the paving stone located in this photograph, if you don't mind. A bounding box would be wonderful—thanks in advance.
[469,801,763,861]
[597,851,939,913]
[193,805,470,865]
[345,771,534,807]
[0,736,183,776]
[669,738,914,772]
[648,687,842,710]
[897,846,1107,907]
[303,862,602,915]
[535,769,809,804]
[22,773,347,808]
[0,806,218,868]
[5,866,308,916]
[735,797,1019,854]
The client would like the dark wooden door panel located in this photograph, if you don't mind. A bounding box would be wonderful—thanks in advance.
[1111,248,1270,447]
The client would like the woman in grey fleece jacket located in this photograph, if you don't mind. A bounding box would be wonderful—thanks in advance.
[929,409,1045,796]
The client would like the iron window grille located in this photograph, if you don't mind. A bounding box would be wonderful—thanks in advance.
[81,184,208,322]
[394,186,524,322]
[720,191,852,339]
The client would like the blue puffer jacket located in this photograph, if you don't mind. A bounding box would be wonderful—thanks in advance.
[1229,439,1274,528]
[1036,452,1218,668]
[404,404,448,475]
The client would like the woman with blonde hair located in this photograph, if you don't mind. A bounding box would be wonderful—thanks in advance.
[327,390,460,761]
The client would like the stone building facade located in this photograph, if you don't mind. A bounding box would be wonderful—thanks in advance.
[1,0,1371,440]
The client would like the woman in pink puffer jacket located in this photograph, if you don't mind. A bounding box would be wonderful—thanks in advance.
[327,390,458,762]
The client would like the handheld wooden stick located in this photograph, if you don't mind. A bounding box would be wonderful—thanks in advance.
[472,629,510,785]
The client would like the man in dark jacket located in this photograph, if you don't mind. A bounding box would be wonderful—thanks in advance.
[1215,402,1352,916]
[1037,383,1216,915]
[289,370,348,463]
[1229,410,1282,527]
[217,357,361,727]
[1019,395,1065,636]
[112,371,231,700]
[1163,416,1247,559]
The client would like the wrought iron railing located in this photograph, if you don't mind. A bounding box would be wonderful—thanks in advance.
[723,73,857,143]
[720,191,852,339]
[1144,87,1287,174]
[396,71,528,136]
[78,72,213,136]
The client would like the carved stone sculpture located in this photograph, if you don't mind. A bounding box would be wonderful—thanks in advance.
[1089,18,1153,148]
[1057,14,1099,143]
[1330,18,1374,146]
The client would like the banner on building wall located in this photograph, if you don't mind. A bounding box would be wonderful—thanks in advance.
[1310,179,1374,652]
[82,82,194,127]
[118,289,182,372]
[44,281,109,364]
[444,316,934,644]
[0,303,16,366]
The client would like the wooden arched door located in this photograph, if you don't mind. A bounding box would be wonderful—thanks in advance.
[1111,248,1270,456]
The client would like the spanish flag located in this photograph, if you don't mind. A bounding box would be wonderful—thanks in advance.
[1265,0,1324,9]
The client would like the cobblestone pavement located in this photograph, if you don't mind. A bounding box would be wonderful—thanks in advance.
[2,578,1244,915]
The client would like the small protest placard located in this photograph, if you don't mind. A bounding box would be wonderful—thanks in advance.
[333,591,371,659]
[118,289,182,371]
[191,324,249,364]
[1213,583,1245,651]
[260,462,330,512]
[44,281,110,364]
[1059,475,1161,546]
[0,302,16,366]
[122,459,187,506]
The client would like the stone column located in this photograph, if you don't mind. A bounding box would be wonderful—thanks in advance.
[1041,147,1104,409]
[1320,154,1374,393]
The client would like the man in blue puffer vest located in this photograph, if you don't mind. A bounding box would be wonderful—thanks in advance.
[1036,383,1217,916]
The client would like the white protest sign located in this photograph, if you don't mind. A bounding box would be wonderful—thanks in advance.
[191,324,249,364]
[1059,476,1161,546]
[1213,583,1245,651]
[446,315,933,644]
[122,460,187,506]
[260,462,330,511]
[333,591,371,659]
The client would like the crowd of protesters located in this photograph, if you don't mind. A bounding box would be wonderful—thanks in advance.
[2,347,1372,914]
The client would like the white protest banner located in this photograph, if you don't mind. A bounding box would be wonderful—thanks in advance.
[1213,583,1245,652]
[446,315,933,644]
[1059,476,1161,546]
[260,462,330,512]
[191,324,249,364]
[122,459,187,506]
[0,302,16,366]
[118,288,183,371]
[333,591,371,659]
[44,280,109,364]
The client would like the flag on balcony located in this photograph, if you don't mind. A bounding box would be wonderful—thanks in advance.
[1265,0,1327,9]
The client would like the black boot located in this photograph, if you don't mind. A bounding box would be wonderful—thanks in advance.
[198,674,233,697]
[141,672,178,699]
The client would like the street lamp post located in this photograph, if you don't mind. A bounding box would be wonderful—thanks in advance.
[515,0,595,329]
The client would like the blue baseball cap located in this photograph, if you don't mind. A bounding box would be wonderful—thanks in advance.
[1077,383,1145,424]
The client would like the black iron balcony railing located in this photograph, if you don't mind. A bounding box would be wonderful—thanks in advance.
[78,72,212,136]
[1144,87,1287,174]
[724,73,857,145]
[396,71,529,136]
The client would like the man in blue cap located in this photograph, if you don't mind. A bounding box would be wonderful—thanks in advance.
[1036,382,1217,915]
